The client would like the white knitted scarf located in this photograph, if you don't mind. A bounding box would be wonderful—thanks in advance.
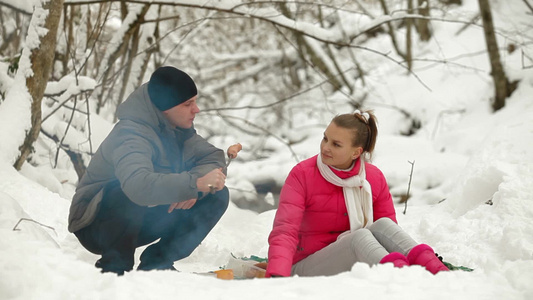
[317,154,374,233]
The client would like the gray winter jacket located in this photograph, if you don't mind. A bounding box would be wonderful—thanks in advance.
[68,83,225,233]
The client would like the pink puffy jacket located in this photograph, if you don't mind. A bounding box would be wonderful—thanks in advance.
[266,155,397,277]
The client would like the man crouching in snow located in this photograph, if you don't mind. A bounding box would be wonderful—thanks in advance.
[68,66,229,275]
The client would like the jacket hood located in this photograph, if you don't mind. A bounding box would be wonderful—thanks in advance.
[117,83,172,131]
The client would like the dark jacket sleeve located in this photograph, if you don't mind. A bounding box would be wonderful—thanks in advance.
[184,134,226,178]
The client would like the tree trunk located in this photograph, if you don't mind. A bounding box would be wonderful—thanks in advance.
[95,4,149,114]
[318,6,353,94]
[417,0,432,41]
[61,4,73,77]
[378,0,407,62]
[13,0,65,170]
[114,4,149,122]
[279,3,343,91]
[477,0,513,111]
[136,5,160,88]
[114,28,139,122]
[406,0,414,71]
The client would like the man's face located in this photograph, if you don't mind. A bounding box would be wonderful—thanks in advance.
[162,95,200,129]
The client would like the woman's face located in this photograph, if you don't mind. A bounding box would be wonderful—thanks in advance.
[320,122,363,169]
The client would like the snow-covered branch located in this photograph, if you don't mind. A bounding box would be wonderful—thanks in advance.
[0,0,39,15]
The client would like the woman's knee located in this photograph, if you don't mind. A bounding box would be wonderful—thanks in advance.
[369,217,396,232]
[374,217,395,226]
[348,228,375,248]
[348,229,387,264]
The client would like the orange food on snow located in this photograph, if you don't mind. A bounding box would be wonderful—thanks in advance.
[214,269,234,280]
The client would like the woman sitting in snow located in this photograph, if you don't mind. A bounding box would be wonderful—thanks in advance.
[265,111,449,277]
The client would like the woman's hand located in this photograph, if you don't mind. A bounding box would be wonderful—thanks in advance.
[168,198,197,213]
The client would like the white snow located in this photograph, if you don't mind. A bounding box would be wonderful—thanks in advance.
[1,0,533,299]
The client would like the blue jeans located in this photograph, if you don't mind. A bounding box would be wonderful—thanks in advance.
[75,182,229,274]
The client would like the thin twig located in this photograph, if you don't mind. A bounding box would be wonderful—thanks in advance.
[522,49,533,69]
[42,90,93,123]
[13,218,57,235]
[523,0,533,14]
[42,96,89,121]
[230,0,366,15]
[215,113,300,163]
[403,160,415,215]
[54,96,78,168]
[227,186,257,195]
[455,13,480,36]
[202,68,347,112]
[0,2,32,15]
[40,127,94,156]
[84,91,94,155]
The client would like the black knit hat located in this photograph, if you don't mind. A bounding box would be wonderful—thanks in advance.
[147,66,197,111]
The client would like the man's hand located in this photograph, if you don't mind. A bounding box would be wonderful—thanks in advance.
[196,168,226,193]
[168,198,197,213]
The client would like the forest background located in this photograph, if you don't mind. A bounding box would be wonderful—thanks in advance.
[0,0,532,299]
[0,0,528,208]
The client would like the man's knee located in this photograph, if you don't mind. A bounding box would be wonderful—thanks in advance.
[200,186,229,215]
[74,227,103,255]
[215,186,230,211]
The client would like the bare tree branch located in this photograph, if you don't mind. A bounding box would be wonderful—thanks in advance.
[403,160,415,215]
[0,1,32,15]
[13,218,56,234]
[522,49,533,69]
[64,0,518,95]
[52,96,77,168]
[213,112,300,163]
[523,0,533,14]
[42,96,88,123]
[455,13,480,36]
[201,72,345,112]
[230,0,367,15]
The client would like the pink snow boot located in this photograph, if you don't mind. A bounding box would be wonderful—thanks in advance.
[379,252,409,268]
[407,244,449,274]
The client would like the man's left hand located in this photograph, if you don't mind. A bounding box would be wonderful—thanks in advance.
[168,198,197,213]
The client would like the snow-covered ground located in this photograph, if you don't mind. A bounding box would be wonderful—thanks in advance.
[1,1,533,299]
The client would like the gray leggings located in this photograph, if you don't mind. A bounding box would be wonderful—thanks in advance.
[291,218,418,276]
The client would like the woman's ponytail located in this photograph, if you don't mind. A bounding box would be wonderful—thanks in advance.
[332,110,378,155]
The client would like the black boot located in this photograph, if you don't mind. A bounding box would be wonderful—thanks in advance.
[137,260,177,271]
[137,243,178,271]
[95,255,133,275]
